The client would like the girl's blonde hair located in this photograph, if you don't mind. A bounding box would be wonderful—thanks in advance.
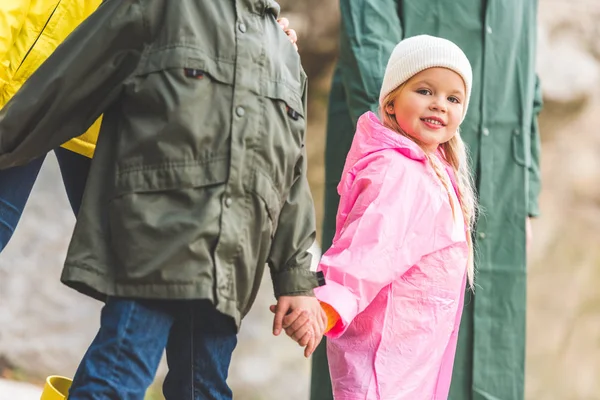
[380,84,478,288]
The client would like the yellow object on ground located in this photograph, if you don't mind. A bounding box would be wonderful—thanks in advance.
[40,375,72,400]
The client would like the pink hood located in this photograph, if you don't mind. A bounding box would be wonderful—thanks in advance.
[338,111,457,198]
[338,111,426,186]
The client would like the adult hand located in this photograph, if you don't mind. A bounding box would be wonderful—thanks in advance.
[277,17,299,51]
[270,295,326,357]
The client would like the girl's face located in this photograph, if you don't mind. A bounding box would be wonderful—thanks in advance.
[386,67,466,153]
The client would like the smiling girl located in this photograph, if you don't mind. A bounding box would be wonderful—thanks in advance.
[314,35,477,399]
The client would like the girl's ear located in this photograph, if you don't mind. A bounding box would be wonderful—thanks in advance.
[386,103,395,115]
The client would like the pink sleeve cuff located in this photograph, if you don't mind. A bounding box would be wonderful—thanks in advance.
[314,280,358,339]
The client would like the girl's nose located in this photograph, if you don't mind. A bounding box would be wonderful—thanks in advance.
[430,98,447,113]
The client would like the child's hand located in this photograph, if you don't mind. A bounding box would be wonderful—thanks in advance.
[277,17,299,51]
[270,295,327,358]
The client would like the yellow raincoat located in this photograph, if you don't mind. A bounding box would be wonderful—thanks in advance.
[0,0,101,158]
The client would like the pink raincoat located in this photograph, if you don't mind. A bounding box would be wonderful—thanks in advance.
[315,112,469,400]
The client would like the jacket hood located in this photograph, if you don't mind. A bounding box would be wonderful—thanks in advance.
[338,111,427,194]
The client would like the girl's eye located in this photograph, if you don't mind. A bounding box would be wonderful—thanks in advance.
[448,96,461,104]
[417,89,432,95]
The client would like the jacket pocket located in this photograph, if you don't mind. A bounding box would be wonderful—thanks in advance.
[114,157,228,196]
[108,163,228,284]
[134,46,235,85]
[258,80,306,195]
[511,126,530,167]
[262,80,305,123]
[117,46,235,173]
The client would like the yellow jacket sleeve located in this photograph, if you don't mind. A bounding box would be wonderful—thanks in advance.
[0,0,31,86]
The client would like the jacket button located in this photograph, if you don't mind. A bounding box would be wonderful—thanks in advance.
[224,197,233,207]
[478,232,486,239]
[486,25,493,34]
[238,23,247,33]
[513,128,520,135]
[482,127,490,136]
[236,106,245,117]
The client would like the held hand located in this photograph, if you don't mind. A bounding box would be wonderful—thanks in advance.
[277,17,299,51]
[270,295,326,357]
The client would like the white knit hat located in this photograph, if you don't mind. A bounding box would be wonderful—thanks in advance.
[379,35,473,121]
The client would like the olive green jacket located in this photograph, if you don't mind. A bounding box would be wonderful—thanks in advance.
[311,0,542,399]
[0,0,320,328]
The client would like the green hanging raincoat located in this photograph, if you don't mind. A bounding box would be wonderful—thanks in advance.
[311,1,542,399]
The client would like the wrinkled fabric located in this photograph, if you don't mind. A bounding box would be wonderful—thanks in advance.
[0,0,319,328]
[0,0,101,158]
[315,112,469,400]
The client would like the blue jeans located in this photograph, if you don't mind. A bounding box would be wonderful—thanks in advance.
[68,298,238,400]
[0,147,91,250]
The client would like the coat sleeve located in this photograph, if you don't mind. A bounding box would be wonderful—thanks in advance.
[339,0,403,126]
[528,75,542,217]
[0,0,31,87]
[0,0,149,168]
[268,79,320,298]
[315,155,433,338]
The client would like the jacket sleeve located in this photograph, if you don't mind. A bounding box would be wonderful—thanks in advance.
[268,80,320,298]
[339,0,403,126]
[0,0,149,168]
[0,0,31,87]
[314,155,432,338]
[528,75,543,217]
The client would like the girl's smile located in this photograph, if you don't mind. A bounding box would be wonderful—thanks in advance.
[421,116,446,129]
